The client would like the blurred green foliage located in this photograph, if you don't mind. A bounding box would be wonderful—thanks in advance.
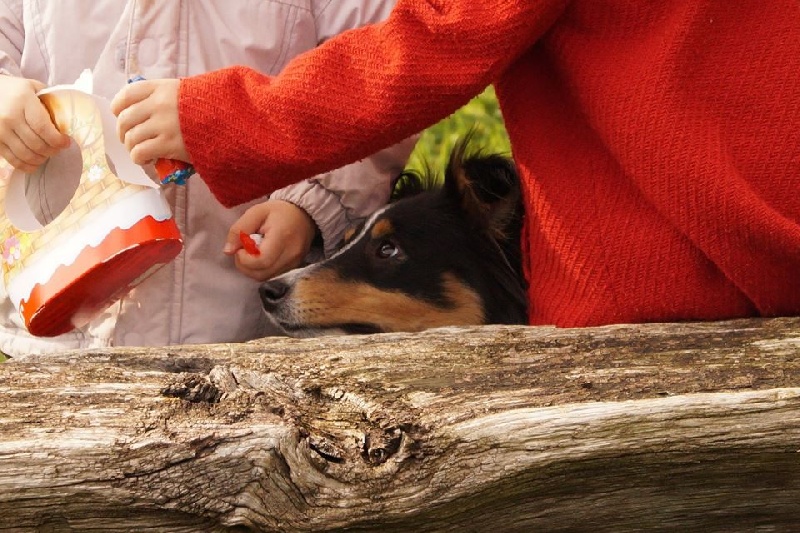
[405,86,511,181]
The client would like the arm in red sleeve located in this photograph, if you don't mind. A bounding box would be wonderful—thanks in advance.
[178,0,566,207]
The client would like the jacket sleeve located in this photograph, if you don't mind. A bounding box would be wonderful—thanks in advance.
[268,0,411,257]
[268,136,416,257]
[312,0,396,43]
[0,0,24,76]
[179,0,567,207]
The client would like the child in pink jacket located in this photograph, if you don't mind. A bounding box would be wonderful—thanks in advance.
[0,0,412,356]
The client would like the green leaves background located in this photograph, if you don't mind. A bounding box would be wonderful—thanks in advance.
[405,86,511,181]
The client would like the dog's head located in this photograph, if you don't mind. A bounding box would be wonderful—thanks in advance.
[260,141,527,337]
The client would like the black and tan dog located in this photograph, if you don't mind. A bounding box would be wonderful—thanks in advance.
[260,141,528,336]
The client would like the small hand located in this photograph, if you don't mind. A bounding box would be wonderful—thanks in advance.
[110,78,190,165]
[224,200,318,281]
[0,75,70,173]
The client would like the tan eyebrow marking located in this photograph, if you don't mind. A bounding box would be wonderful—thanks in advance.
[370,219,394,240]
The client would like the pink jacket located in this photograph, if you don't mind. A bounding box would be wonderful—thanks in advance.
[0,0,412,355]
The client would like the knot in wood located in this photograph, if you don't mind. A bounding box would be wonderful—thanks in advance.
[308,435,346,464]
[161,374,222,404]
[362,428,403,465]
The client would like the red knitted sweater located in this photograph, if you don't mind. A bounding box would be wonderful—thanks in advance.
[179,0,800,327]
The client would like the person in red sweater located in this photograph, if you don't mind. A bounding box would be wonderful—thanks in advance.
[111,0,800,328]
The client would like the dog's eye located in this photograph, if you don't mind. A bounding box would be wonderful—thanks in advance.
[377,240,399,259]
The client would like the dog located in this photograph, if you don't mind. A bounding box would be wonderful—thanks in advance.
[260,140,528,337]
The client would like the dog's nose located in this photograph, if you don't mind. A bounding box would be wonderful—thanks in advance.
[259,279,289,309]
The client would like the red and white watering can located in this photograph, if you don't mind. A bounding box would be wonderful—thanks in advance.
[0,70,183,337]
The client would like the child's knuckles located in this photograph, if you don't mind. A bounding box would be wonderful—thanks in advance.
[0,113,16,129]
[130,147,146,165]
[25,136,48,155]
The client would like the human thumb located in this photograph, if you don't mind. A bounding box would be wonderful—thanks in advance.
[224,204,269,255]
[223,226,245,255]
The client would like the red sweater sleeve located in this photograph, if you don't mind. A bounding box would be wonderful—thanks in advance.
[179,0,566,207]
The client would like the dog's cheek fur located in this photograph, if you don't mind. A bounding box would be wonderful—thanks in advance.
[289,270,485,332]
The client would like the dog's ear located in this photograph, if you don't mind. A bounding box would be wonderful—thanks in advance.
[444,139,520,242]
[391,166,437,202]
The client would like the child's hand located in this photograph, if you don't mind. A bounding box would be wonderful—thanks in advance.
[224,200,318,281]
[110,78,190,166]
[0,75,70,173]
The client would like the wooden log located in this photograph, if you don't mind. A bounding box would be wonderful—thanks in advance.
[1,317,799,532]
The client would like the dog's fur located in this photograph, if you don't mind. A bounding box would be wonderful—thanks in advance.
[260,141,528,337]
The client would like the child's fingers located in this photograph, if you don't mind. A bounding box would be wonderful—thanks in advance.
[28,79,47,93]
[110,81,155,116]
[258,229,287,267]
[0,131,47,171]
[23,97,70,150]
[244,229,306,280]
[128,136,164,166]
[0,102,65,171]
[121,119,158,157]
[224,206,268,254]
[13,123,60,164]
[116,102,154,148]
[233,250,278,281]
[222,235,243,256]
[0,142,40,173]
[0,77,66,171]
[233,231,297,281]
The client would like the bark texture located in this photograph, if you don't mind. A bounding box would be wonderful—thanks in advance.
[1,318,799,532]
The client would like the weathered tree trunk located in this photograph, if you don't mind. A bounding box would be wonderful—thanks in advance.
[1,318,799,532]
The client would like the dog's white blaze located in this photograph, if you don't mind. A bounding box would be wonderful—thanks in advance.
[269,203,391,285]
[263,204,393,327]
[330,204,392,260]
